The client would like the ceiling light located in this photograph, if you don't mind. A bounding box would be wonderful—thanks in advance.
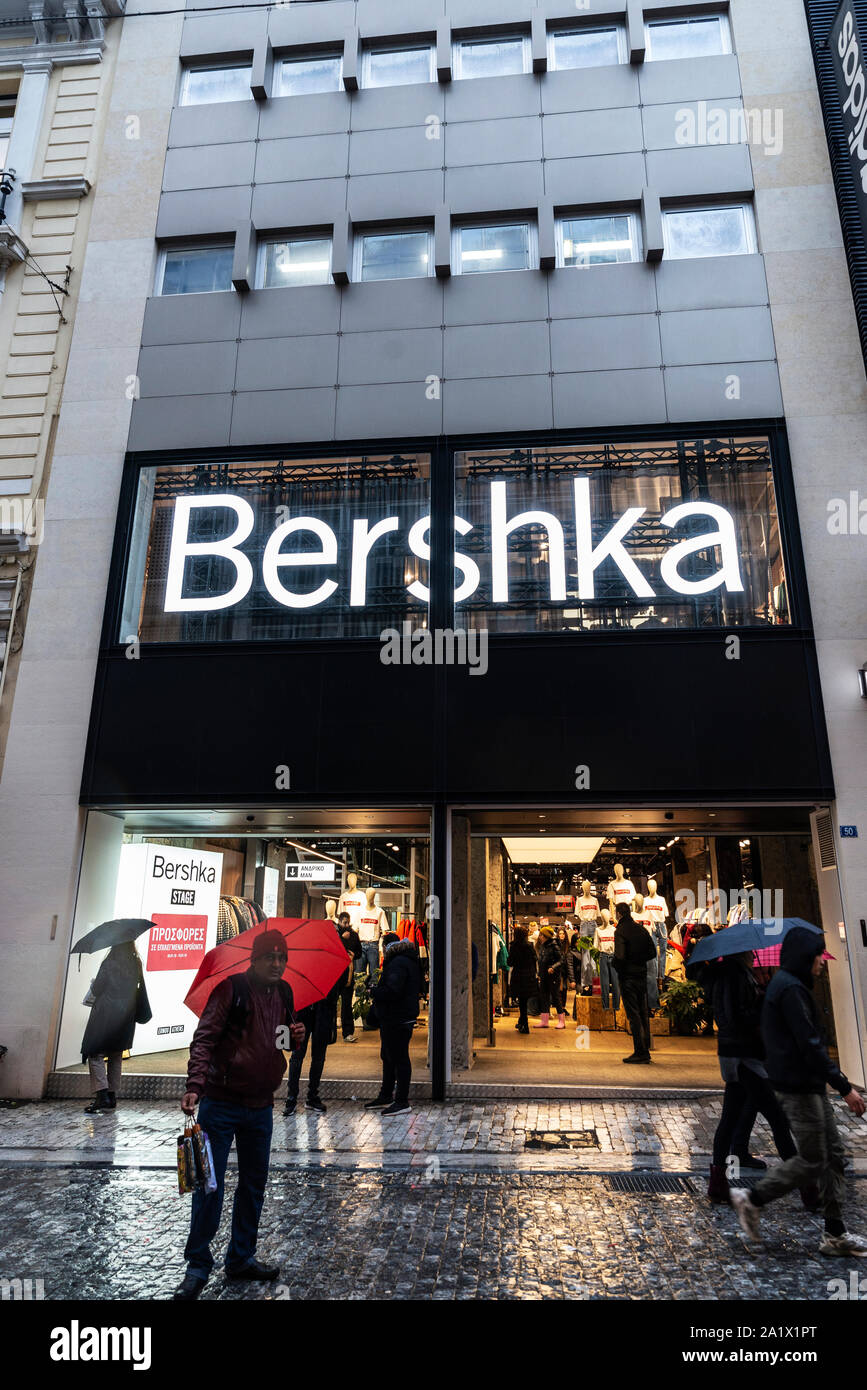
[462,247,504,260]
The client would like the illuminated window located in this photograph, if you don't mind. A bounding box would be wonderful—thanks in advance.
[454,222,533,275]
[259,237,332,289]
[558,214,641,267]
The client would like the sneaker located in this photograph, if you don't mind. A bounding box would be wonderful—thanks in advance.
[283,1097,297,1116]
[819,1231,867,1258]
[344,1034,357,1043]
[364,1095,392,1110]
[306,1095,327,1112]
[730,1188,762,1240]
[381,1101,411,1116]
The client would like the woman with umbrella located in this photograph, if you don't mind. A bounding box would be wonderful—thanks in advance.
[80,938,151,1114]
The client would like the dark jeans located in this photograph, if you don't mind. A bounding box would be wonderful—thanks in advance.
[183,1095,273,1280]
[380,1022,413,1105]
[620,973,650,1059]
[338,980,355,1038]
[712,1063,797,1169]
[287,1028,328,1099]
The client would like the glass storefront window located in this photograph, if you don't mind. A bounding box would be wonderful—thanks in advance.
[453,436,790,633]
[120,453,431,643]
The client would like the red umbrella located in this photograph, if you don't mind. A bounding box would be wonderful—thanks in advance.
[184,917,350,1017]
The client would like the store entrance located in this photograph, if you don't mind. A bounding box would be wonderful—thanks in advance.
[455,806,841,1091]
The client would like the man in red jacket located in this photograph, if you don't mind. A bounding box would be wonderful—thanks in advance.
[173,930,305,1301]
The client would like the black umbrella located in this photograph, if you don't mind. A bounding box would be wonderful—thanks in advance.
[71,919,154,955]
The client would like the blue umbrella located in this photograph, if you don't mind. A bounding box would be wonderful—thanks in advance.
[685,917,823,973]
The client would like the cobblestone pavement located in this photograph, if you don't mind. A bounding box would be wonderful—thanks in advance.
[1,1100,865,1301]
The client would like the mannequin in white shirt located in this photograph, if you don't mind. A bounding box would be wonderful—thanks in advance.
[593,908,620,1013]
[575,881,599,991]
[644,877,669,995]
[607,863,636,913]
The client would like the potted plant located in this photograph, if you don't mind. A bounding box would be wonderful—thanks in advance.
[661,979,707,1036]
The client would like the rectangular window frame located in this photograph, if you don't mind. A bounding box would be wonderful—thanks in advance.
[555,211,642,268]
[352,226,435,284]
[276,50,344,98]
[256,234,334,290]
[451,219,537,276]
[452,32,532,81]
[361,42,437,89]
[547,23,626,71]
[661,202,757,261]
[645,12,732,63]
[155,242,236,296]
[179,61,254,107]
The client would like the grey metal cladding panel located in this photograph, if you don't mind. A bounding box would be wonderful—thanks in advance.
[180,11,266,58]
[339,277,444,332]
[638,55,742,106]
[548,264,658,319]
[349,125,444,177]
[444,74,541,123]
[231,388,338,445]
[349,85,445,133]
[137,341,238,398]
[543,108,643,161]
[252,179,346,232]
[550,314,661,373]
[156,186,252,239]
[255,133,350,184]
[163,143,257,194]
[443,268,548,325]
[349,171,444,222]
[446,162,543,215]
[338,327,443,386]
[442,373,553,433]
[544,153,646,208]
[268,1,356,47]
[258,94,350,141]
[655,255,768,313]
[128,393,234,450]
[445,0,535,23]
[659,306,776,366]
[663,362,783,422]
[141,291,242,347]
[446,116,543,168]
[444,321,551,380]
[642,100,745,153]
[553,368,667,429]
[168,102,260,149]
[540,65,640,115]
[236,335,339,391]
[240,286,342,339]
[335,382,443,439]
[646,145,754,198]
[356,0,439,32]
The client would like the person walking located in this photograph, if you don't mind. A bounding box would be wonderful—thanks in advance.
[336,910,361,1043]
[174,929,305,1301]
[508,925,538,1034]
[364,935,421,1116]
[535,924,566,1029]
[81,941,151,1114]
[612,902,656,1064]
[700,952,811,1205]
[730,927,867,1256]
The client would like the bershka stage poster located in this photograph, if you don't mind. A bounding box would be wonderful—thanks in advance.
[114,844,222,1056]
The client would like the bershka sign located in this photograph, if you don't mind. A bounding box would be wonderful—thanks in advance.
[162,480,744,612]
[830,2,867,232]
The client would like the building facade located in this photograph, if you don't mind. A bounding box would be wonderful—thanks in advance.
[0,0,864,1099]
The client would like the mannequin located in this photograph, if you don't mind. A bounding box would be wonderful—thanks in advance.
[593,908,620,1013]
[575,880,599,927]
[355,886,388,991]
[337,872,366,930]
[633,891,658,1022]
[643,877,669,996]
[607,862,635,912]
[324,898,338,923]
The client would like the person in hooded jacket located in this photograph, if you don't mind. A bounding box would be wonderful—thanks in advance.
[612,902,657,1063]
[81,941,151,1114]
[535,925,566,1029]
[730,927,867,1257]
[365,934,421,1116]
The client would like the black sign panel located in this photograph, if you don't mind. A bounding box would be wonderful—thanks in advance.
[830,1,867,240]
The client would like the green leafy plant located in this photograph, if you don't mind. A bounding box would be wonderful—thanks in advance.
[352,969,380,1022]
[661,979,708,1035]
[574,934,600,964]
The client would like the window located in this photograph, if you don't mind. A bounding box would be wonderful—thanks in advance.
[455,222,533,274]
[277,53,343,97]
[258,237,332,289]
[179,64,253,106]
[453,35,530,80]
[0,101,15,170]
[558,214,641,267]
[645,14,731,62]
[662,205,756,259]
[157,245,234,295]
[355,229,433,282]
[548,26,624,70]
[362,45,436,88]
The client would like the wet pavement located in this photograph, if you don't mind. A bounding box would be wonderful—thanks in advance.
[1,1099,865,1301]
